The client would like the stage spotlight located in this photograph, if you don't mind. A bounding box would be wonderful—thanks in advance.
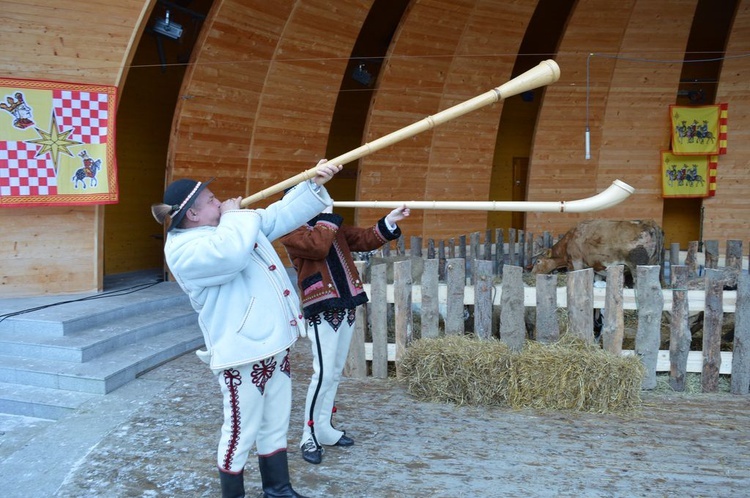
[153,10,183,40]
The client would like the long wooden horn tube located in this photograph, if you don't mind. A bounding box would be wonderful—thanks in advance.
[333,180,635,213]
[241,59,561,207]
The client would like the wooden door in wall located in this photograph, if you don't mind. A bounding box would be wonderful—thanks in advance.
[512,157,528,229]
[662,198,702,249]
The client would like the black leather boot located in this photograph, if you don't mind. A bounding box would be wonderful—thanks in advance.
[258,451,309,498]
[219,469,245,498]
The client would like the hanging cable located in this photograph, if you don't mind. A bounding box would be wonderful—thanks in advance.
[584,51,750,161]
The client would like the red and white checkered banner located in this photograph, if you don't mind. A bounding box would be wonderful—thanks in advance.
[0,77,118,207]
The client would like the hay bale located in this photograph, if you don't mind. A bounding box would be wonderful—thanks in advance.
[398,334,644,414]
[508,336,644,413]
[399,335,512,406]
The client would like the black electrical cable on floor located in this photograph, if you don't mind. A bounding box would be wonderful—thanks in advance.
[0,279,163,324]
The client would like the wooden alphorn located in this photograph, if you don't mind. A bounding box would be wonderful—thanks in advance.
[333,180,635,213]
[241,59,561,207]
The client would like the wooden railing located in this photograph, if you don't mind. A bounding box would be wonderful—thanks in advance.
[343,253,750,396]
[378,232,748,279]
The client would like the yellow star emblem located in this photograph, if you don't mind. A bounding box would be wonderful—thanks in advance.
[26,114,82,172]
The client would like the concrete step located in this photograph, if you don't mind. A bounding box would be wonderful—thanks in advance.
[0,281,189,337]
[0,301,198,362]
[0,382,98,420]
[0,324,204,395]
[0,278,206,418]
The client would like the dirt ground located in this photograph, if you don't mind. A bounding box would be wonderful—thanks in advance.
[48,339,750,498]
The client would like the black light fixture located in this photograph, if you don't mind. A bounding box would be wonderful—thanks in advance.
[352,63,373,86]
[153,10,183,40]
[677,89,706,104]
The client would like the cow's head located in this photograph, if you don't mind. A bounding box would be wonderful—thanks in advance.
[530,249,549,273]
[531,249,565,275]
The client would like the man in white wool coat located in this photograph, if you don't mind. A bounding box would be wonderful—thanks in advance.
[154,159,341,498]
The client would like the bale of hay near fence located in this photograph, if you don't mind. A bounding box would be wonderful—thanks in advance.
[399,335,512,406]
[399,334,644,414]
[508,335,645,413]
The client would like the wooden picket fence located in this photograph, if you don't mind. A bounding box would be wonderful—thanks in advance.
[343,234,750,396]
[380,231,747,279]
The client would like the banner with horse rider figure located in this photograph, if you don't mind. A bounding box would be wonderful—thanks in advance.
[669,103,727,156]
[0,77,118,207]
[661,150,717,198]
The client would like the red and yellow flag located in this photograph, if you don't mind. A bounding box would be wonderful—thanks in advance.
[661,150,716,198]
[0,77,118,207]
[670,103,727,156]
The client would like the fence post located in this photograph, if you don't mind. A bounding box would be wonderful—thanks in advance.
[410,236,422,258]
[543,231,552,250]
[459,235,468,278]
[470,231,481,259]
[524,232,534,270]
[533,234,545,262]
[394,259,412,379]
[473,260,494,340]
[704,240,719,269]
[670,242,681,263]
[508,229,517,267]
[370,263,389,379]
[458,235,467,259]
[725,239,743,288]
[517,230,526,268]
[685,241,699,278]
[484,229,493,261]
[494,228,505,276]
[500,265,525,352]
[669,265,690,391]
[601,265,624,355]
[566,268,594,343]
[535,273,559,344]
[445,258,465,335]
[670,242,681,272]
[726,240,743,270]
[345,261,368,378]
[420,258,440,339]
[731,271,750,395]
[702,268,724,392]
[438,240,446,281]
[635,265,663,390]
[469,232,480,284]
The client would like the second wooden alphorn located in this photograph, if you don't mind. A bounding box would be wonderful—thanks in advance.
[333,180,635,213]
[241,59,561,207]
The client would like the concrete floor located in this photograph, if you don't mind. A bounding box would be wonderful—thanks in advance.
[2,335,750,497]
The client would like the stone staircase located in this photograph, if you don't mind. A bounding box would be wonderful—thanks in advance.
[0,276,203,420]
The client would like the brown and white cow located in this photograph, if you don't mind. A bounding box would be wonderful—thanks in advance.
[531,219,664,283]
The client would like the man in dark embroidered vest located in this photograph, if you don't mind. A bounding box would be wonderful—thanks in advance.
[281,202,409,464]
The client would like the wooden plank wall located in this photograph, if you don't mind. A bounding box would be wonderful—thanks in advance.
[170,0,373,199]
[3,0,750,298]
[0,0,150,297]
[595,1,695,222]
[355,0,538,242]
[106,3,206,275]
[526,0,698,238]
[169,0,373,261]
[708,3,750,241]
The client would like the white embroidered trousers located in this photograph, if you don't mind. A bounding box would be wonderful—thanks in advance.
[300,311,355,447]
[216,349,292,473]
